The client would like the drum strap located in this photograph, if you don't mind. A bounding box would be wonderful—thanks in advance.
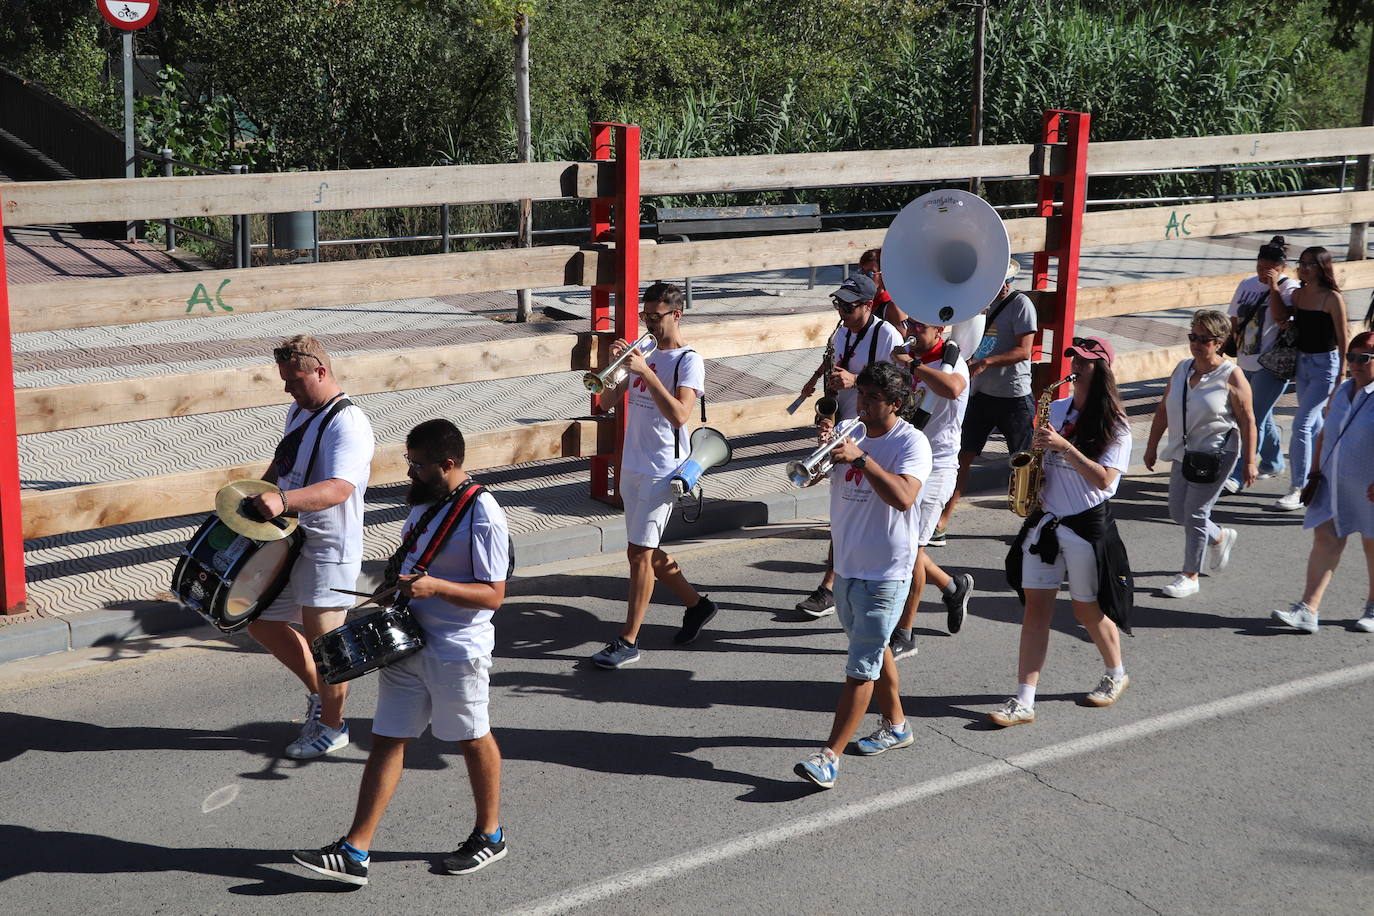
[380,481,484,590]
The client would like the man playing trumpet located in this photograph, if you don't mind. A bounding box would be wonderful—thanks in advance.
[795,361,931,789]
[590,283,717,669]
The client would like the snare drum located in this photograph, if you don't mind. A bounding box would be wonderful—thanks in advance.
[312,605,425,685]
[171,516,303,633]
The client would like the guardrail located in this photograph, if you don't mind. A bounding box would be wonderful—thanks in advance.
[2,119,1374,615]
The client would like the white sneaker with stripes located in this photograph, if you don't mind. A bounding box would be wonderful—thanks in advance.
[285,720,350,760]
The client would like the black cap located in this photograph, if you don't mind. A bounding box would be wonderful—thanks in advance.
[832,274,879,304]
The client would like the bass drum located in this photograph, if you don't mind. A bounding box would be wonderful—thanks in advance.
[171,516,303,633]
[312,606,426,685]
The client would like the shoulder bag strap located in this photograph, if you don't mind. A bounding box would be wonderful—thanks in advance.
[300,396,354,487]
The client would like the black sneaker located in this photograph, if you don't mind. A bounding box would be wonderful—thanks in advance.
[443,828,508,875]
[943,573,973,634]
[795,586,835,618]
[293,837,369,885]
[673,597,718,645]
[927,526,948,547]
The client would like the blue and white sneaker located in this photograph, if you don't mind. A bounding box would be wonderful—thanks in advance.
[854,717,914,756]
[591,638,640,669]
[794,749,839,789]
[286,720,350,760]
[293,837,369,885]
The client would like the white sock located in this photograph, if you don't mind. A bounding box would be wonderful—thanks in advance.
[1107,665,1125,678]
[1016,683,1036,707]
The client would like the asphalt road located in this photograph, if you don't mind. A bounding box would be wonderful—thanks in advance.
[2,472,1372,915]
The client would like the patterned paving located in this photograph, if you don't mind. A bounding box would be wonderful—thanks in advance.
[3,227,195,284]
[5,223,1369,623]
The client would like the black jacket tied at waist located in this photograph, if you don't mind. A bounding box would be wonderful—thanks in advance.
[1004,501,1134,635]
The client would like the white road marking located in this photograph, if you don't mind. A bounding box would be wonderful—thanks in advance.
[513,660,1374,915]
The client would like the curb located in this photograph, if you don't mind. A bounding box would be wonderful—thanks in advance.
[0,480,838,668]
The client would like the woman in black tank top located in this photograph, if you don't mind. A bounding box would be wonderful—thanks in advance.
[1274,247,1350,511]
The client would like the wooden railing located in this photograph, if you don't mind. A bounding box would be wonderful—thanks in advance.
[3,121,1374,612]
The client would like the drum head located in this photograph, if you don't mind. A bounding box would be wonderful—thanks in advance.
[221,538,295,626]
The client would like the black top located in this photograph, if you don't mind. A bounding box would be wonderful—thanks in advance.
[1294,307,1337,353]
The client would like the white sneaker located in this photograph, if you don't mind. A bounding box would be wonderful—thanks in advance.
[1208,528,1237,572]
[1221,478,1240,495]
[1355,606,1374,633]
[1272,488,1303,511]
[286,721,350,759]
[1161,574,1200,598]
[1271,603,1319,634]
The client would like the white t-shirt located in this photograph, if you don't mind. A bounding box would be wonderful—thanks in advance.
[276,396,374,563]
[831,317,904,420]
[1228,275,1297,372]
[1038,398,1132,518]
[911,347,970,470]
[622,347,706,477]
[399,490,510,660]
[829,419,933,581]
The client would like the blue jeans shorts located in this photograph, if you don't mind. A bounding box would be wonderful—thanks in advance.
[834,576,912,681]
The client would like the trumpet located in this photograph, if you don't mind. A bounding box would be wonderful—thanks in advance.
[786,416,863,487]
[584,332,657,395]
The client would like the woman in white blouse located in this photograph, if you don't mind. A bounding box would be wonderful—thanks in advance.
[1144,310,1258,598]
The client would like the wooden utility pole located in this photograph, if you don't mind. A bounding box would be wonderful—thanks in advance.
[1348,23,1374,261]
[515,11,534,321]
[968,0,988,196]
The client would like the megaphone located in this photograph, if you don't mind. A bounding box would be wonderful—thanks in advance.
[670,427,732,498]
[881,189,1011,326]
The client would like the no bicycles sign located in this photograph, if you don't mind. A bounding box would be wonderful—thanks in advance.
[98,0,159,31]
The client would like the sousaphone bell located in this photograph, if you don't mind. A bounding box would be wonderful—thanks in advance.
[881,189,1012,327]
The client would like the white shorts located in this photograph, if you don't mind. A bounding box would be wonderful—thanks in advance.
[1021,515,1099,601]
[256,546,361,623]
[915,465,956,547]
[374,651,492,742]
[621,469,675,549]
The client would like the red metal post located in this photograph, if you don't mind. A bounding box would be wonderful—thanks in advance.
[1030,109,1090,389]
[588,122,642,506]
[0,200,28,614]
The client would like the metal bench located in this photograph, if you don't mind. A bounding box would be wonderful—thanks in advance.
[651,204,844,307]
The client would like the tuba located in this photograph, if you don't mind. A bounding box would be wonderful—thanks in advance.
[1008,374,1077,517]
[880,189,1012,327]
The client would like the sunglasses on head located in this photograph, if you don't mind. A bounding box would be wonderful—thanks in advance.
[1187,333,1222,344]
[1347,352,1374,366]
[273,347,322,366]
[1064,337,1106,358]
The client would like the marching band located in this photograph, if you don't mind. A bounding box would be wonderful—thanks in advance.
[165,190,1374,886]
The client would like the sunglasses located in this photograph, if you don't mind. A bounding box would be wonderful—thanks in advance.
[639,310,674,321]
[1064,337,1106,358]
[1347,352,1374,366]
[273,347,322,366]
[831,298,863,313]
[1187,333,1222,344]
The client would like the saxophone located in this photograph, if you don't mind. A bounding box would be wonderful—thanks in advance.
[1007,373,1077,517]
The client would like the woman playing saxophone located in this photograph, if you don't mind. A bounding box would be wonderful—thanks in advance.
[990,335,1135,728]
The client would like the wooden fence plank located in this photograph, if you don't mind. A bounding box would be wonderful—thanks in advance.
[1081,191,1374,250]
[20,418,597,539]
[1077,260,1374,322]
[638,145,1040,196]
[9,245,585,333]
[1088,127,1374,174]
[1,162,596,227]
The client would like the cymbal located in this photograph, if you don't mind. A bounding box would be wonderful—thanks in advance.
[215,479,299,542]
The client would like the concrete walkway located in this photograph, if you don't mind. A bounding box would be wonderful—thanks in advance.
[2,222,1370,662]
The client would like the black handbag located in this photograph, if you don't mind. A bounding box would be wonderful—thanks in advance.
[1179,360,1236,485]
[1257,323,1298,380]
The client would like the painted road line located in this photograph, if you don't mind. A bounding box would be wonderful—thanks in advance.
[513,660,1374,915]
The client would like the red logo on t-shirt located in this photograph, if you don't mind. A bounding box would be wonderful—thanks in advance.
[632,362,656,391]
[844,465,865,484]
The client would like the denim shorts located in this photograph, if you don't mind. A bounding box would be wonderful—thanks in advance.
[834,576,912,681]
